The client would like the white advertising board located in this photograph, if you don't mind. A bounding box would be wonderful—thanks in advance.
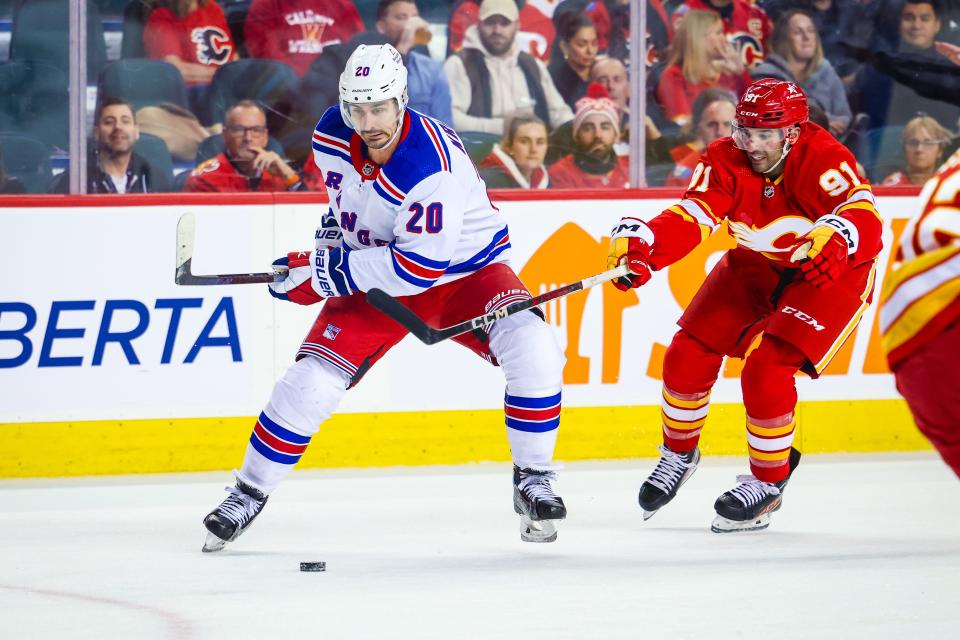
[0,194,913,423]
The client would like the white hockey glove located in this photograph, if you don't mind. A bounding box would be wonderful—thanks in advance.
[315,211,343,250]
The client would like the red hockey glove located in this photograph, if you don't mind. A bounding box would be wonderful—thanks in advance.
[789,219,854,289]
[268,247,355,305]
[608,217,654,291]
[268,251,324,305]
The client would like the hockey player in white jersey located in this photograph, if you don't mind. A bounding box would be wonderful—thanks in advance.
[202,44,568,550]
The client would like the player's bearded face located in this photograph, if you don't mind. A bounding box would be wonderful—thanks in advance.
[733,125,789,173]
[348,100,401,149]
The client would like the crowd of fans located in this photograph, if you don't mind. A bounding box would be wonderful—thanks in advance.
[2,0,960,193]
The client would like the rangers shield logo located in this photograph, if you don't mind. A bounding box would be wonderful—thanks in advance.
[323,324,341,340]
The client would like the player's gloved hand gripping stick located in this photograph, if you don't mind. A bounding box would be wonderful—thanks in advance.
[367,264,631,345]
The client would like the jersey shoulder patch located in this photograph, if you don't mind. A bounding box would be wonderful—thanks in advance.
[312,105,353,163]
[192,156,221,176]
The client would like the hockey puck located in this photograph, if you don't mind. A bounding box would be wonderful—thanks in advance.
[300,561,326,572]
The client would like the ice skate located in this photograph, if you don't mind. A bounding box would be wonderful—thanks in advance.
[710,475,787,533]
[202,477,269,552]
[710,447,801,533]
[513,466,566,543]
[637,445,700,520]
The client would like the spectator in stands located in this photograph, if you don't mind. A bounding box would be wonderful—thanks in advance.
[375,0,453,123]
[664,87,737,187]
[605,0,673,68]
[548,84,629,188]
[851,0,960,129]
[50,98,168,194]
[882,115,953,185]
[183,100,307,192]
[589,55,630,141]
[672,0,773,69]
[244,0,364,77]
[760,0,871,82]
[656,9,750,126]
[478,114,550,189]
[0,149,26,194]
[443,0,573,134]
[144,1,238,86]
[751,9,851,136]
[447,0,555,61]
[549,12,599,110]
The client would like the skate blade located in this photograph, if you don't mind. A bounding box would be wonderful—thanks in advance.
[520,515,559,543]
[710,514,771,533]
[202,532,229,553]
[641,508,659,521]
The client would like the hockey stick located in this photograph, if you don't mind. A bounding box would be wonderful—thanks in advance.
[175,212,288,285]
[366,264,631,345]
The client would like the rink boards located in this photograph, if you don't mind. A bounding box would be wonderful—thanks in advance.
[0,189,929,477]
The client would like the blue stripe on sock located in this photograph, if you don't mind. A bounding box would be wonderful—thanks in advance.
[506,417,560,433]
[504,392,562,409]
[250,432,302,464]
[257,412,311,444]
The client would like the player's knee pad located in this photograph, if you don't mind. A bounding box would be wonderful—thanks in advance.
[265,355,351,436]
[741,336,806,416]
[489,311,565,391]
[663,329,724,393]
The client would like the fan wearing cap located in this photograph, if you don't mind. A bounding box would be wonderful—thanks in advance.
[605,78,883,533]
[548,83,629,188]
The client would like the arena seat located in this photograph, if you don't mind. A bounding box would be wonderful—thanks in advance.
[0,60,68,150]
[0,131,51,193]
[10,0,108,77]
[98,59,188,111]
[204,58,298,126]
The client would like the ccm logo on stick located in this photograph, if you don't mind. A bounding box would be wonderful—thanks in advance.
[780,306,825,331]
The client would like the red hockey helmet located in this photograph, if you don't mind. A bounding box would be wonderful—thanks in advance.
[735,78,808,129]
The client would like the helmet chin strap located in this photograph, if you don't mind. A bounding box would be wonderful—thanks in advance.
[761,126,800,175]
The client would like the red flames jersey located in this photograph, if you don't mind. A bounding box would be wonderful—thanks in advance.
[646,122,883,270]
[881,150,960,367]
[144,4,236,76]
[672,0,771,68]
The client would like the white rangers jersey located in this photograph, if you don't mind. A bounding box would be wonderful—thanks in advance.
[310,106,511,297]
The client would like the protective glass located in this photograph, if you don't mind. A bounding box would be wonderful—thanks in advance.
[731,124,788,152]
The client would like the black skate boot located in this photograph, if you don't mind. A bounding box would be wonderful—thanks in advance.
[513,466,566,543]
[202,477,269,552]
[711,448,801,533]
[637,445,700,520]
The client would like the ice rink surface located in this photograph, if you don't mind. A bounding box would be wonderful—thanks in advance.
[1,454,958,639]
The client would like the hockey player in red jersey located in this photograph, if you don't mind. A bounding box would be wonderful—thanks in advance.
[607,78,883,532]
[880,150,960,478]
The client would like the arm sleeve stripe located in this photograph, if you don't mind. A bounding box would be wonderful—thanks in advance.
[312,141,351,164]
[676,199,720,229]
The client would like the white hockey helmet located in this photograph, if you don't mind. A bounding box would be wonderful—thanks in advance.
[339,44,409,130]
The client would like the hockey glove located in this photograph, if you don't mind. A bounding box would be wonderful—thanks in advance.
[315,211,343,250]
[789,216,856,289]
[607,217,654,291]
[268,247,355,305]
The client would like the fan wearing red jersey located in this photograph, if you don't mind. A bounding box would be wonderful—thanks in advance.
[607,78,883,533]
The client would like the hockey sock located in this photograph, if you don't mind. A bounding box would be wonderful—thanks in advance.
[239,356,350,493]
[490,311,564,470]
[741,336,806,483]
[661,386,711,453]
[661,329,724,453]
